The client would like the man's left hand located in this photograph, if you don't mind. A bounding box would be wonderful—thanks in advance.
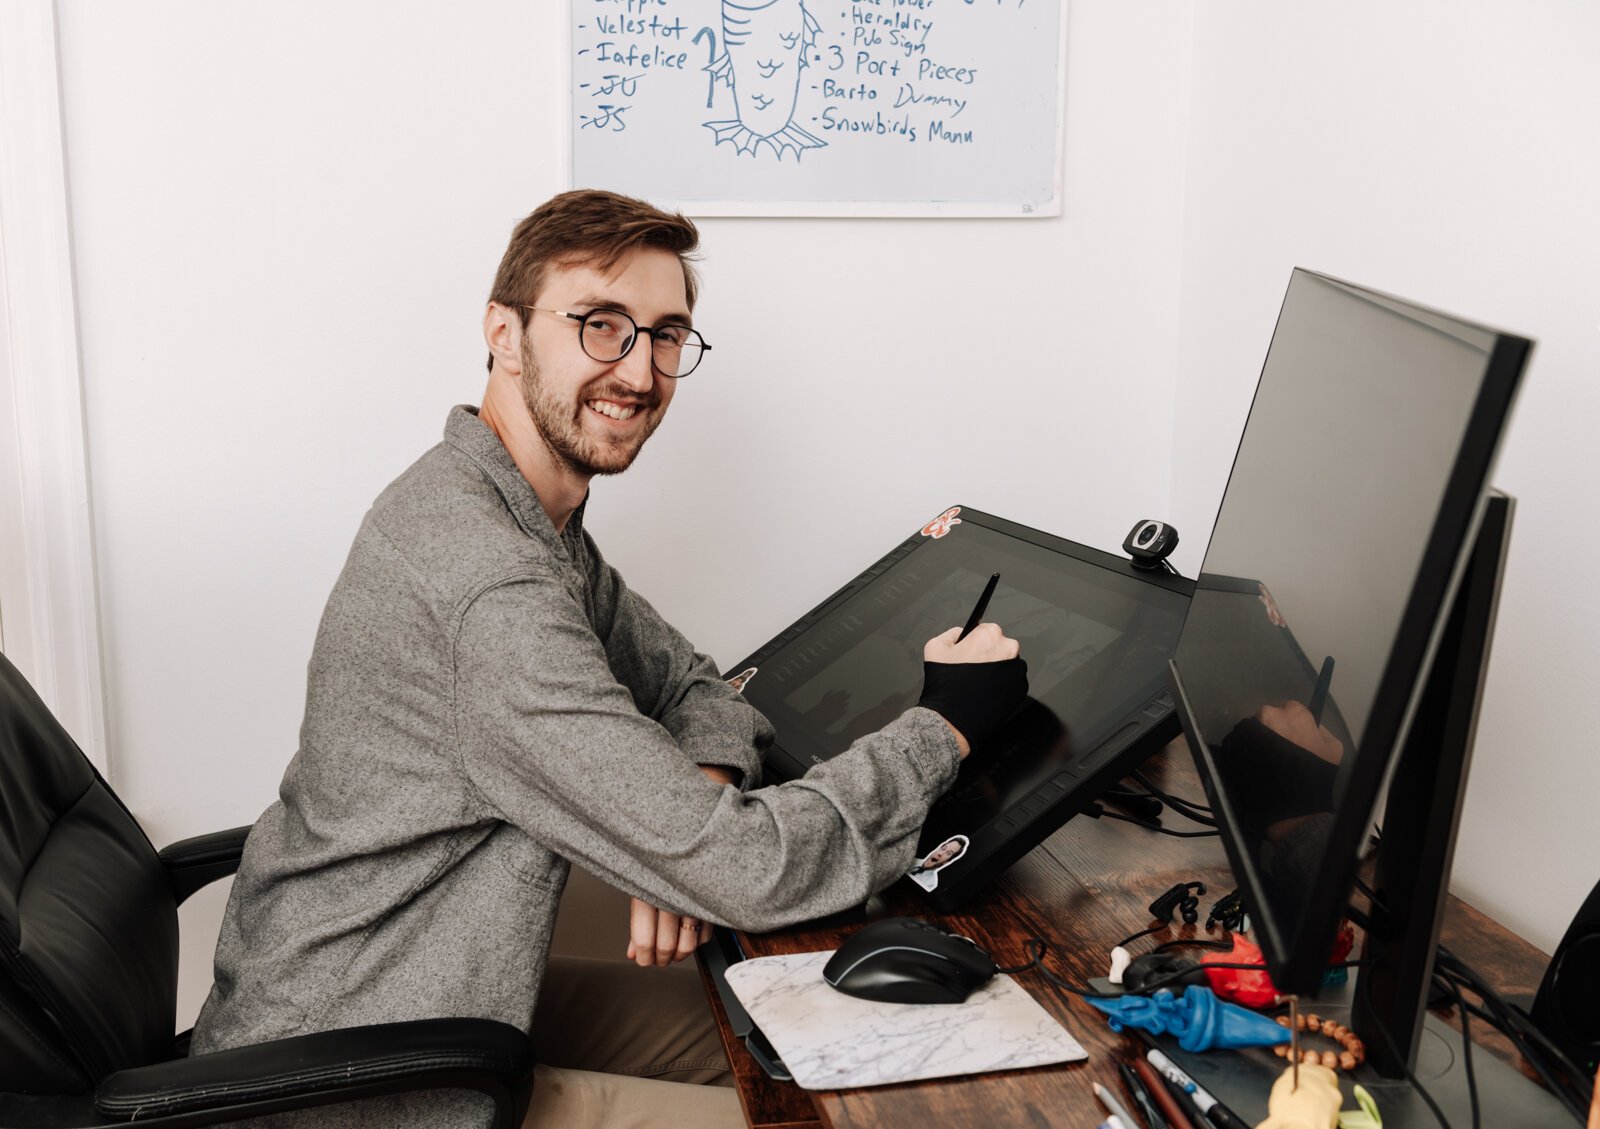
[627,898,714,967]
[623,762,731,966]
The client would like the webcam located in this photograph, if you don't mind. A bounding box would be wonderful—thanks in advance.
[1123,519,1179,571]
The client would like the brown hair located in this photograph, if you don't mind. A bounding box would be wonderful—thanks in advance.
[486,190,701,372]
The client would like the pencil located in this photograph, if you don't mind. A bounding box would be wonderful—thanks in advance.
[1118,1059,1170,1129]
[956,572,1001,642]
[1094,1081,1140,1129]
[1132,1057,1197,1129]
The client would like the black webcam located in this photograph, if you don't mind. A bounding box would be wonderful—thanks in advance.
[1124,519,1179,571]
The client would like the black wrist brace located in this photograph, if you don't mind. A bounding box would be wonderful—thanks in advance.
[916,658,1029,750]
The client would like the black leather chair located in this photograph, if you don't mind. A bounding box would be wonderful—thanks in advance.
[0,651,535,1127]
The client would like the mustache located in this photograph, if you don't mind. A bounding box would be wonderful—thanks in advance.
[581,381,659,410]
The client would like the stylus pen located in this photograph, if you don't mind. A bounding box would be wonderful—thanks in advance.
[1308,655,1334,725]
[1132,1058,1197,1129]
[1117,1060,1170,1129]
[1147,1049,1249,1129]
[955,572,1001,642]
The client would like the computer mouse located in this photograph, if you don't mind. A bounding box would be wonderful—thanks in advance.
[822,917,998,1004]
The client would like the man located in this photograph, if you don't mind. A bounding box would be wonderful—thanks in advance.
[192,190,1027,1128]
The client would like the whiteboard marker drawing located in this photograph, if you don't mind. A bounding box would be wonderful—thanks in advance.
[701,0,827,159]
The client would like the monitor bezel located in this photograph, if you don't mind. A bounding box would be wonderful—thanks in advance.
[1169,268,1531,996]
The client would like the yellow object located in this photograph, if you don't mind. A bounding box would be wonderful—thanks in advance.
[1256,1063,1343,1129]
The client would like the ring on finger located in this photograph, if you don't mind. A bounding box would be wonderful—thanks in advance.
[680,918,698,931]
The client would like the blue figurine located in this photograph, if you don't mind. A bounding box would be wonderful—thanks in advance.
[1088,987,1290,1053]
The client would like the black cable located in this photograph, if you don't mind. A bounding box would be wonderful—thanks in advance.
[1098,810,1220,838]
[1129,769,1216,824]
[993,938,1100,996]
[1112,923,1166,950]
[1349,894,1589,1121]
[1129,769,1213,812]
[1445,973,1481,1129]
[1361,992,1454,1129]
[995,938,1047,975]
[1132,960,1264,995]
[1436,949,1591,1117]
[1435,959,1589,1122]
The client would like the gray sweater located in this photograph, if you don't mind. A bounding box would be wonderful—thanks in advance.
[191,406,960,1124]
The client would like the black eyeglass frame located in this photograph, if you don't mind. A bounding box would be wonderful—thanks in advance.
[523,306,711,378]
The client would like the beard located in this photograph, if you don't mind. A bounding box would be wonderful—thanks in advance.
[518,336,665,477]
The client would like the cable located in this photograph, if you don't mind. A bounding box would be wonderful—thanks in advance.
[1437,949,1590,1094]
[1349,889,1589,1121]
[1112,923,1166,950]
[993,938,1100,996]
[1433,950,1590,1122]
[1360,992,1454,1129]
[1129,769,1216,824]
[1444,974,1481,1129]
[994,938,1046,976]
[1097,809,1220,838]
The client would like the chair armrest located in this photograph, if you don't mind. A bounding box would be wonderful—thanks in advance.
[95,1018,534,1128]
[158,826,252,905]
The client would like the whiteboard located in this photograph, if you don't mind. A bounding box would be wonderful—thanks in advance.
[568,0,1067,217]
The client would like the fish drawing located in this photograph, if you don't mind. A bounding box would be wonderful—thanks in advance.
[700,0,827,159]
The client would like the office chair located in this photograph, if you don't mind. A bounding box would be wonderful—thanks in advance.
[0,651,536,1127]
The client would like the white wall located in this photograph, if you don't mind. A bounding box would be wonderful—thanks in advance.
[55,0,1193,1020]
[1170,1,1600,953]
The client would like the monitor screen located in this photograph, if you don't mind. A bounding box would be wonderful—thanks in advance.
[755,520,1186,777]
[1170,269,1527,995]
[733,508,1191,905]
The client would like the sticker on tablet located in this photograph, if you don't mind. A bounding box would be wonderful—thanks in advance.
[908,834,969,891]
[726,667,758,693]
[921,507,963,539]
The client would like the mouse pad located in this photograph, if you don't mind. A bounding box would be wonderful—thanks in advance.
[723,950,1087,1090]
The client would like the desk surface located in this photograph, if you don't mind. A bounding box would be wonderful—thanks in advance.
[697,740,1553,1129]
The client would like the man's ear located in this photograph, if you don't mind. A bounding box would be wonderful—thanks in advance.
[483,302,524,376]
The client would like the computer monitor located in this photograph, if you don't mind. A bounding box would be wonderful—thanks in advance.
[1167,271,1535,1087]
[732,506,1192,908]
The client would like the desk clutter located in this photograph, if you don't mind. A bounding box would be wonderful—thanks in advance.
[723,950,1086,1091]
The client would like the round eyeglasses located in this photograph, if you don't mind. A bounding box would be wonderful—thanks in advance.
[525,307,711,378]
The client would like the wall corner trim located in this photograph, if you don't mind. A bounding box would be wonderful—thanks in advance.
[0,0,110,773]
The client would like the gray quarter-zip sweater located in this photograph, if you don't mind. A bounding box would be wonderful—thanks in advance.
[191,406,960,1125]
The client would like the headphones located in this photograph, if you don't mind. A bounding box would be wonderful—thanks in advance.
[1148,881,1206,926]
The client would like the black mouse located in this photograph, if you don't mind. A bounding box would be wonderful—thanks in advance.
[822,917,998,1004]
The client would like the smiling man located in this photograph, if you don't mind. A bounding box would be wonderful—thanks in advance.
[191,191,1027,1129]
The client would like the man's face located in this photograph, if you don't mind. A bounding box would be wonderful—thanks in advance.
[518,248,687,478]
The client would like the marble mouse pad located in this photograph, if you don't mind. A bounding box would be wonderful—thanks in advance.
[723,949,1087,1090]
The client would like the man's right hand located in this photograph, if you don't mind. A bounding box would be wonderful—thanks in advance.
[923,623,1019,664]
[918,624,1027,759]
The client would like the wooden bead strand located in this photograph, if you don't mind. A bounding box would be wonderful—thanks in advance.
[1273,1012,1367,1071]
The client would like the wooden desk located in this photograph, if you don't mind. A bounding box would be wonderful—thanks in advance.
[697,743,1554,1129]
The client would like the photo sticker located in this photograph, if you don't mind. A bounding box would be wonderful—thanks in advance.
[908,834,969,891]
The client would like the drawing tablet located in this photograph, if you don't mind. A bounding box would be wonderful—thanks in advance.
[728,506,1192,908]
